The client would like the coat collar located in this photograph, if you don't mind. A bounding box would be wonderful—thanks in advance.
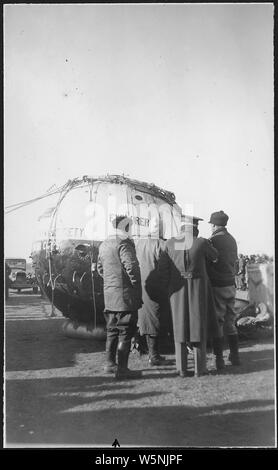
[211,227,227,238]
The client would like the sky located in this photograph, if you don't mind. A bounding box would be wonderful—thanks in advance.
[4,3,274,258]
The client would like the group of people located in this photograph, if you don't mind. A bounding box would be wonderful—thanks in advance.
[97,210,241,380]
[235,253,273,291]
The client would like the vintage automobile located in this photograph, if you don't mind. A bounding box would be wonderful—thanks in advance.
[6,258,39,293]
[9,270,39,293]
[30,174,182,337]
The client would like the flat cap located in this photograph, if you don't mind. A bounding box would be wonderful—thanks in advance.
[209,210,229,226]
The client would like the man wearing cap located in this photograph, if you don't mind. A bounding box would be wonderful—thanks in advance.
[97,215,143,379]
[159,216,220,377]
[207,210,240,368]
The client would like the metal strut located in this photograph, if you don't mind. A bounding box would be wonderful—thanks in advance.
[47,255,61,318]
[90,251,97,331]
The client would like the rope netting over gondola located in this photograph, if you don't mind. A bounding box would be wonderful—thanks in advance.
[6,175,182,336]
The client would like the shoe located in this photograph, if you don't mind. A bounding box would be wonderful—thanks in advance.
[228,353,241,366]
[145,335,165,364]
[116,342,142,379]
[195,370,209,377]
[115,368,142,380]
[179,370,194,378]
[105,336,118,369]
[148,354,166,366]
[216,357,225,371]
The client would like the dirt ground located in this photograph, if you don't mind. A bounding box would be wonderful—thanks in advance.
[4,292,276,448]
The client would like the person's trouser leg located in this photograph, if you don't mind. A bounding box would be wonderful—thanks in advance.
[105,335,118,371]
[115,311,142,379]
[227,334,240,365]
[175,342,188,377]
[212,287,225,337]
[241,274,246,290]
[191,302,207,377]
[192,329,207,377]
[193,343,207,376]
[117,341,130,370]
[224,289,241,365]
[103,313,119,373]
[212,336,225,370]
[212,286,234,370]
[145,334,165,365]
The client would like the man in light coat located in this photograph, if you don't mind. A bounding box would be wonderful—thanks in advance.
[135,218,167,366]
[97,215,142,379]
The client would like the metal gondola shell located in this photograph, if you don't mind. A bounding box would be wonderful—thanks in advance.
[31,175,182,336]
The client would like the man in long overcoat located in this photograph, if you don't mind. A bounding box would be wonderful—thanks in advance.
[97,215,143,379]
[159,217,220,376]
[135,219,168,365]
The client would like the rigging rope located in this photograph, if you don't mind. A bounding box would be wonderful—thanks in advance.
[5,182,71,213]
[5,175,177,214]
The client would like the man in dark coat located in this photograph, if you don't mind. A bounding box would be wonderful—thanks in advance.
[207,210,240,368]
[97,215,143,379]
[159,216,220,377]
[135,219,167,365]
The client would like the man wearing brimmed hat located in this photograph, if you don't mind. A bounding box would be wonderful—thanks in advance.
[207,210,240,368]
[97,215,143,379]
[159,215,220,377]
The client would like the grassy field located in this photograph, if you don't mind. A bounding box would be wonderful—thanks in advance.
[5,293,275,447]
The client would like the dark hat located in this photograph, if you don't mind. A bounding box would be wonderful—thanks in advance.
[112,214,133,230]
[209,210,229,226]
[182,214,204,227]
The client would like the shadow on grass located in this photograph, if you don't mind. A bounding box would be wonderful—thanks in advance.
[5,318,105,372]
[214,347,275,376]
[237,336,274,349]
[5,373,275,447]
[6,320,274,377]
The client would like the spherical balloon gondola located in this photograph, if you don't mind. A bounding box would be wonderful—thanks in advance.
[30,175,182,339]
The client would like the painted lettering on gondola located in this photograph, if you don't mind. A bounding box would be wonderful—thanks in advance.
[109,214,150,227]
[36,228,88,245]
[56,227,86,239]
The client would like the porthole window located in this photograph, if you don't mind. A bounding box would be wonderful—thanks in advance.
[135,194,143,201]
